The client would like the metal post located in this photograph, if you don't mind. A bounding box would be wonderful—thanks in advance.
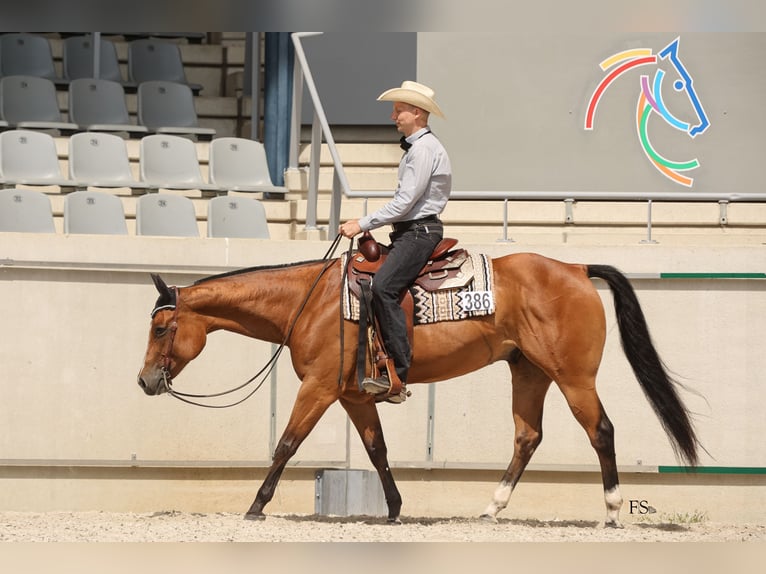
[426,385,436,462]
[330,169,341,233]
[288,56,303,171]
[641,199,658,244]
[564,198,575,224]
[305,111,321,230]
[92,32,101,79]
[497,198,514,243]
[248,32,260,141]
[269,343,278,458]
[719,200,729,226]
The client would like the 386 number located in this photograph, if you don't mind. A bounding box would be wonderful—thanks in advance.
[459,290,493,312]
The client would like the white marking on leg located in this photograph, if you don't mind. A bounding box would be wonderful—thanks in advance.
[481,481,513,519]
[603,485,623,528]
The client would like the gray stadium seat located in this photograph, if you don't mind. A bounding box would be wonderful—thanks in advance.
[63,190,128,235]
[128,38,202,94]
[0,129,77,189]
[207,195,270,239]
[0,75,78,133]
[68,131,149,191]
[68,78,148,136]
[139,134,221,192]
[136,80,215,140]
[0,33,67,86]
[208,137,288,197]
[62,35,126,85]
[135,193,199,237]
[0,187,56,232]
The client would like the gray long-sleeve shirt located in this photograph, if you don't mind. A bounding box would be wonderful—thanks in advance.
[359,127,452,231]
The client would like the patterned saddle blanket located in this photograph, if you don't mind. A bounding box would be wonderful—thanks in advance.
[341,250,495,325]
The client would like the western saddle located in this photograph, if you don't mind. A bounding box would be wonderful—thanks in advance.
[346,231,467,400]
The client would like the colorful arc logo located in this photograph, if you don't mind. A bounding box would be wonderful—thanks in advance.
[585,37,710,187]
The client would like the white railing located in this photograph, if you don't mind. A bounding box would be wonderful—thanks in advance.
[290,33,766,243]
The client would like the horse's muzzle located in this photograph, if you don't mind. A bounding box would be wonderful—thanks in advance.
[137,369,170,396]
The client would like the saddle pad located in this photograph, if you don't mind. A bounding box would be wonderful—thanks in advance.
[342,252,495,325]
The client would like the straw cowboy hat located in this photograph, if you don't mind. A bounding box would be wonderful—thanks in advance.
[377,80,445,119]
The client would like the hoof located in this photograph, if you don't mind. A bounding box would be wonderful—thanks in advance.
[244,512,266,521]
[479,513,498,524]
[387,517,402,525]
[602,520,624,529]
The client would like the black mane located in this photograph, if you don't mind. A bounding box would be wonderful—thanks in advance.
[193,258,330,285]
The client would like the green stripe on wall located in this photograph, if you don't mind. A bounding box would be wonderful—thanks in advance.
[659,273,766,279]
[658,466,766,475]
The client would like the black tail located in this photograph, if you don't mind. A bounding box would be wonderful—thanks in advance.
[588,264,699,466]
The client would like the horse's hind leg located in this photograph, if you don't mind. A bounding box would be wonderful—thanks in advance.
[481,356,552,521]
[557,380,623,528]
[340,395,403,523]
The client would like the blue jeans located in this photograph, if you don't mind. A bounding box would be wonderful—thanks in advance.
[371,221,443,383]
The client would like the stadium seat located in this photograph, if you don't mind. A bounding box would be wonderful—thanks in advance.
[63,190,128,235]
[0,129,77,189]
[139,134,221,192]
[0,33,67,86]
[68,78,148,136]
[128,38,202,94]
[208,137,288,197]
[0,75,78,133]
[207,195,270,239]
[135,193,199,237]
[136,80,215,140]
[0,187,56,232]
[68,131,149,191]
[62,35,127,86]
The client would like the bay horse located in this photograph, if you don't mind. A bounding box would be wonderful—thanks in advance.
[137,248,700,527]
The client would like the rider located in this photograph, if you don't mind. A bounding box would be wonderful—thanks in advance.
[339,81,452,403]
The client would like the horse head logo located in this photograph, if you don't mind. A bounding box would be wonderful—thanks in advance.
[585,37,710,187]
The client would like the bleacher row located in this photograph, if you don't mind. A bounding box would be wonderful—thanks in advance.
[0,33,223,139]
[1,33,202,93]
[0,129,288,238]
[0,187,270,238]
[0,75,215,140]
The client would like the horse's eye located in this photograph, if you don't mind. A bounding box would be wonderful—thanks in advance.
[154,326,167,338]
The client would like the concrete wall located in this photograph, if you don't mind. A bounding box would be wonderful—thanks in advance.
[0,233,763,521]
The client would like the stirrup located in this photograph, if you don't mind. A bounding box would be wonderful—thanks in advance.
[383,386,411,404]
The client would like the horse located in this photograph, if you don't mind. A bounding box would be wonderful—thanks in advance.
[137,248,700,527]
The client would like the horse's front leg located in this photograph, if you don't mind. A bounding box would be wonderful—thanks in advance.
[245,377,339,520]
[339,394,403,523]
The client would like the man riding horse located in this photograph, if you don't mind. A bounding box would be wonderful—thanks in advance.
[339,80,452,403]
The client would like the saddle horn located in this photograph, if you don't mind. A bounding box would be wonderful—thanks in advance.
[357,231,381,262]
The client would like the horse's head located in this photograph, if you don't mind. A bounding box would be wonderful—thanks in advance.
[655,37,710,138]
[137,274,208,396]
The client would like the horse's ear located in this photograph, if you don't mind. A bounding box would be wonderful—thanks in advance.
[151,273,171,296]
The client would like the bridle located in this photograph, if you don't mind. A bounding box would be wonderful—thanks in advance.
[150,286,179,394]
[149,234,352,408]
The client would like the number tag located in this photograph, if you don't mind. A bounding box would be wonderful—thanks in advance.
[457,290,494,313]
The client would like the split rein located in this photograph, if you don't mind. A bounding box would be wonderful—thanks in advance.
[159,234,353,408]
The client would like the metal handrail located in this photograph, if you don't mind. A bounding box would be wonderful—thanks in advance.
[351,190,766,243]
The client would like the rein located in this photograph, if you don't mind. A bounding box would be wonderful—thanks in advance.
[160,233,351,408]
